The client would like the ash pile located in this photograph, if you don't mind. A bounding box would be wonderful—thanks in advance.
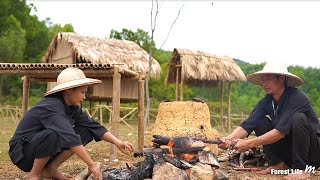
[102,135,226,180]
[217,146,268,173]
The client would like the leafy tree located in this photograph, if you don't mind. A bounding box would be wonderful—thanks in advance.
[0,15,26,100]
[0,0,75,105]
[0,15,26,63]
[109,28,156,53]
[47,21,74,40]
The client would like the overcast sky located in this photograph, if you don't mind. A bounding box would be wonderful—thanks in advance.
[27,1,320,68]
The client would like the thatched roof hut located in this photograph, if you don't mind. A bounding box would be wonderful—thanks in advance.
[41,32,160,78]
[165,48,247,132]
[41,32,161,101]
[166,48,246,87]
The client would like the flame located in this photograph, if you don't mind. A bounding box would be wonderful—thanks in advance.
[178,153,195,161]
[165,138,196,160]
[167,139,175,157]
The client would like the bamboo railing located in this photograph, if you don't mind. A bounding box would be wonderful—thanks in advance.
[84,105,158,129]
[0,105,23,122]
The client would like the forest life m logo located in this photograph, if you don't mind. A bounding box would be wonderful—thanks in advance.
[304,165,315,173]
[271,165,316,175]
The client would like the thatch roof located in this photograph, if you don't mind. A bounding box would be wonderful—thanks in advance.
[166,48,247,87]
[41,32,160,78]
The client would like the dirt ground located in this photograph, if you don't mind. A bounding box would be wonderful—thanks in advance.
[1,117,319,180]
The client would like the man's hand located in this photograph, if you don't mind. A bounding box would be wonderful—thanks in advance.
[115,140,134,154]
[218,137,237,149]
[233,139,253,152]
[218,127,249,150]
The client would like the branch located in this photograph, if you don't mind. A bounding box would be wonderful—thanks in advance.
[155,4,184,57]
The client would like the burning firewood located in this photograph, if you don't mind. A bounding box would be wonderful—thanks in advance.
[152,135,223,148]
[151,135,222,164]
[102,135,224,179]
[133,146,205,165]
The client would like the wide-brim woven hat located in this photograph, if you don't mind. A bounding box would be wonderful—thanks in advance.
[247,62,304,87]
[45,67,101,96]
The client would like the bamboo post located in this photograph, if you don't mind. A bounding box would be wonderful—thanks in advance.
[175,65,180,101]
[220,81,224,131]
[227,82,232,133]
[109,67,121,161]
[22,76,30,115]
[108,102,112,124]
[138,74,145,150]
[180,65,184,101]
[99,103,103,125]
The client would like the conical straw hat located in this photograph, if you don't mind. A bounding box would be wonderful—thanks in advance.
[45,67,101,96]
[247,62,303,87]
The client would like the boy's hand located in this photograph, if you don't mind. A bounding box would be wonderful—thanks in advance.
[115,140,134,154]
[88,164,102,180]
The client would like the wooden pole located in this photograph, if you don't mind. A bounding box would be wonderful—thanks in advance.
[22,76,30,115]
[220,81,224,131]
[99,102,103,125]
[175,65,180,101]
[227,82,232,133]
[138,74,145,150]
[108,101,112,124]
[180,65,184,101]
[109,67,121,161]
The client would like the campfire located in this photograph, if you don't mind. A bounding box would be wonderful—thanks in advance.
[102,135,223,180]
[99,136,268,180]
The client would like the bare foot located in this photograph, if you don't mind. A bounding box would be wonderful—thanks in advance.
[26,174,41,180]
[259,161,289,174]
[42,167,69,180]
[284,172,311,180]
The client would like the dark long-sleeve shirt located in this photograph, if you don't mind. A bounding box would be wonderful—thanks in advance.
[240,87,320,135]
[9,92,108,164]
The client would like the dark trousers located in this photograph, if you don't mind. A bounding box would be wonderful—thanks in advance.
[254,113,320,169]
[16,126,94,172]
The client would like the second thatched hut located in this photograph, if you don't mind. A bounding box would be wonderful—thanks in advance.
[165,48,247,131]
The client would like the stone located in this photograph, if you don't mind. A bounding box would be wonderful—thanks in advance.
[152,162,188,180]
[189,163,214,180]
